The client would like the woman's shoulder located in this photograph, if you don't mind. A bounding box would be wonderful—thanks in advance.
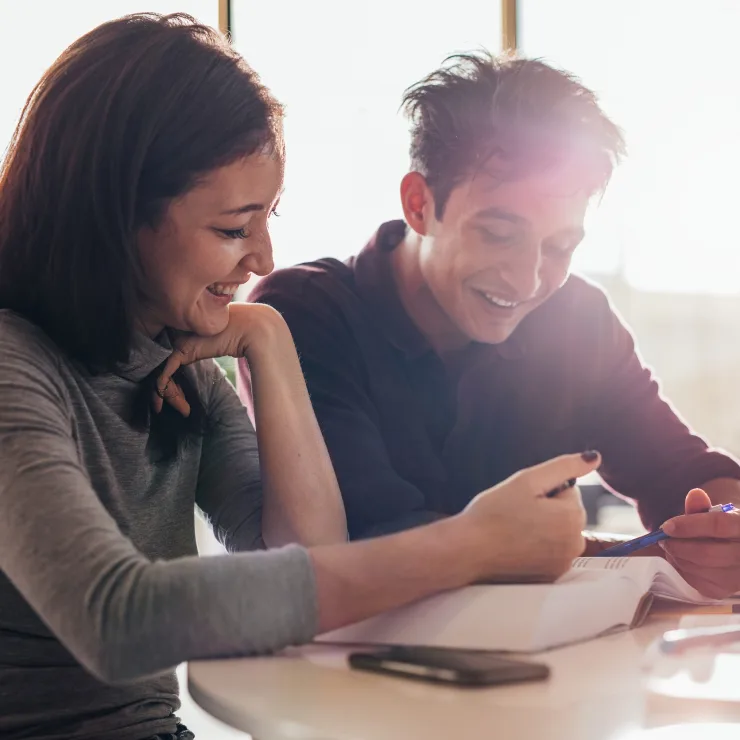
[0,310,71,411]
[0,309,64,370]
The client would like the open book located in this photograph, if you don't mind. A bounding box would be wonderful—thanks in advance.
[317,557,716,653]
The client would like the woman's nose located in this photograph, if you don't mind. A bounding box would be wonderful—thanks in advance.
[241,233,274,277]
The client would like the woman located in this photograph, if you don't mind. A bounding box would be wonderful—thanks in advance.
[0,13,597,740]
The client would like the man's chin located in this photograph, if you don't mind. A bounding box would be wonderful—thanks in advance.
[469,323,520,346]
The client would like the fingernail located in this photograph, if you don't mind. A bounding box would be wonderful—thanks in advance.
[581,450,599,462]
[662,520,676,535]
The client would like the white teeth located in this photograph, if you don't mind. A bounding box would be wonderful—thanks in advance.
[208,283,239,297]
[483,292,519,308]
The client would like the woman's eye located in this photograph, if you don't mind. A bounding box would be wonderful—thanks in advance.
[217,227,250,240]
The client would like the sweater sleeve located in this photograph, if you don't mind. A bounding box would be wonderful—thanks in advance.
[0,316,317,684]
[194,360,265,551]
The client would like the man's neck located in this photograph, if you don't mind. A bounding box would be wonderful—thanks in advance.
[390,233,470,357]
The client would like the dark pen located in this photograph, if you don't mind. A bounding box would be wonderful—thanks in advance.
[545,478,577,498]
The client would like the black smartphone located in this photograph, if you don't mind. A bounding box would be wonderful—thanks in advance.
[348,646,550,687]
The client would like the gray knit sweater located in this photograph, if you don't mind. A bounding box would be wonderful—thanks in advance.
[0,310,318,740]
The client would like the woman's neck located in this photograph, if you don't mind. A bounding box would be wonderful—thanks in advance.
[134,310,166,340]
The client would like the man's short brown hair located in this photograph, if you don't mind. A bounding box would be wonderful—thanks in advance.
[402,51,626,219]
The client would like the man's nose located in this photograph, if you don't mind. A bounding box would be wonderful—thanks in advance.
[498,244,543,300]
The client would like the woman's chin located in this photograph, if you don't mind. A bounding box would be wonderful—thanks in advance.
[182,309,229,337]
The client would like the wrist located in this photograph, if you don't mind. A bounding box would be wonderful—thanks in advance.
[232,303,291,361]
[432,514,491,588]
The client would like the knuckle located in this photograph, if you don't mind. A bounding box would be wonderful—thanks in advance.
[716,514,739,539]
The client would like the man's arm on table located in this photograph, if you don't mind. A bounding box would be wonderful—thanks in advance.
[576,288,740,572]
[243,279,445,539]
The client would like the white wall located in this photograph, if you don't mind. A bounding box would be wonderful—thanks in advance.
[595,274,740,458]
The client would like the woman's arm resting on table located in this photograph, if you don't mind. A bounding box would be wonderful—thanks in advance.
[310,453,598,633]
[0,328,317,684]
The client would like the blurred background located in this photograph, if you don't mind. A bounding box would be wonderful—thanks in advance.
[3,0,739,532]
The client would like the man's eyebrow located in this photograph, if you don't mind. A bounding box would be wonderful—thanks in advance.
[474,207,528,225]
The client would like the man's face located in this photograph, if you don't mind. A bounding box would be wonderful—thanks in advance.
[414,168,590,345]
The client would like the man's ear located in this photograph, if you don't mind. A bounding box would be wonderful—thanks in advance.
[400,171,435,236]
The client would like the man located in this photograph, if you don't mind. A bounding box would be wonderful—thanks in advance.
[240,53,740,597]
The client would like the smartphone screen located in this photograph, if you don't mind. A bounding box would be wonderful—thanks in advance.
[348,646,550,687]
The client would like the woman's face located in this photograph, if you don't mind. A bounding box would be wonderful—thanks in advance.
[136,151,283,338]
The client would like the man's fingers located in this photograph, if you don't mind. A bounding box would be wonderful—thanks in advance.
[516,451,602,496]
[662,509,740,539]
[661,538,740,568]
[663,552,737,599]
[666,565,731,599]
[684,487,712,515]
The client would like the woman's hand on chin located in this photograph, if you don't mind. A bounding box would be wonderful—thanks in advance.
[153,302,289,416]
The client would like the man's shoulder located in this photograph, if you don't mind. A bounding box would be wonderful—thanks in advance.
[543,274,621,333]
[554,273,613,310]
[522,274,629,359]
[253,257,353,291]
[250,258,360,317]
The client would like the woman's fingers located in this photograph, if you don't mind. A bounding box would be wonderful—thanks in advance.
[152,377,191,417]
[165,380,191,417]
[152,338,198,416]
[160,340,196,384]
[512,451,602,497]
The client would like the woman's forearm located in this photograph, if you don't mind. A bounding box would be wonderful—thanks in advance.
[309,515,483,633]
[246,314,347,548]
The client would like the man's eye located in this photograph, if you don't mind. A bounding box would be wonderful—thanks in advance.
[546,241,576,257]
[478,226,514,245]
[217,227,250,240]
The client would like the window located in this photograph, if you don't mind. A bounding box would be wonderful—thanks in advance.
[0,1,218,159]
[231,0,501,266]
[520,0,740,294]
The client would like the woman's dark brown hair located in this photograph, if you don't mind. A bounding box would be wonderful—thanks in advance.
[0,13,283,455]
[0,12,282,371]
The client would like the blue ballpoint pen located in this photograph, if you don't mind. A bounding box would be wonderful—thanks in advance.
[594,503,737,557]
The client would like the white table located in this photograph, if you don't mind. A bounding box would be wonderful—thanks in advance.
[189,610,740,740]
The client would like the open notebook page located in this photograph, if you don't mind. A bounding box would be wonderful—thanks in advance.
[571,556,713,604]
